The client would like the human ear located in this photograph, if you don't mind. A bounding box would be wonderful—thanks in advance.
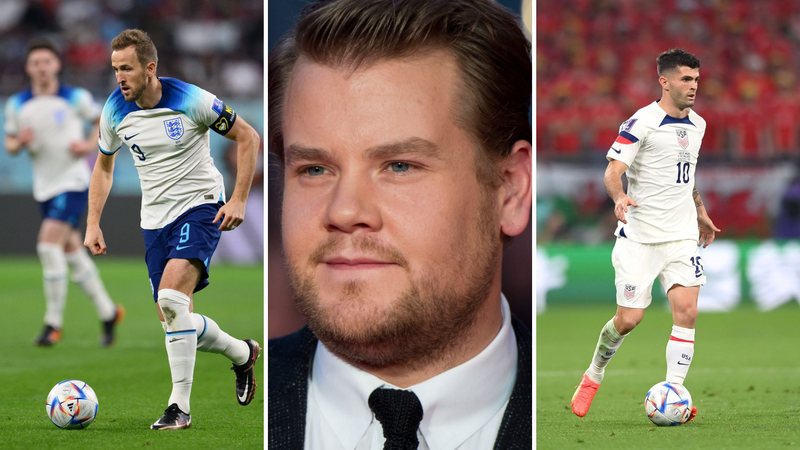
[498,139,532,237]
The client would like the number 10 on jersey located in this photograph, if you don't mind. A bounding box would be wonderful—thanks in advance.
[676,162,690,184]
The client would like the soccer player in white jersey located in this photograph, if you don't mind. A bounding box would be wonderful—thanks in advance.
[4,39,123,347]
[83,29,261,430]
[570,49,720,421]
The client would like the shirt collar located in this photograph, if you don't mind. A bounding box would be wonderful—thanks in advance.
[310,295,518,450]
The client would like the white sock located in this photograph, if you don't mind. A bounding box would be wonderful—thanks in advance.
[586,318,626,383]
[65,249,116,321]
[37,243,68,329]
[157,289,197,414]
[666,325,695,384]
[192,313,249,365]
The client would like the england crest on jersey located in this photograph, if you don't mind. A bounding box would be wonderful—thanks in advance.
[164,117,184,140]
[676,129,689,149]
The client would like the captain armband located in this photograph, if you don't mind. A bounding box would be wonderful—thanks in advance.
[210,103,237,136]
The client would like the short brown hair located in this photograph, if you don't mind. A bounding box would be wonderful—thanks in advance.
[111,29,158,68]
[269,0,531,182]
[26,38,60,61]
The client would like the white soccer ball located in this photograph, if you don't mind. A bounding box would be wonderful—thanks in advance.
[45,379,99,429]
[644,381,692,426]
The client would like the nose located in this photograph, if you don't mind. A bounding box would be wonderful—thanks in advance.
[323,171,381,234]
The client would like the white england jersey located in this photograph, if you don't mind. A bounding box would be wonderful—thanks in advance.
[606,101,706,244]
[4,85,99,201]
[99,77,237,229]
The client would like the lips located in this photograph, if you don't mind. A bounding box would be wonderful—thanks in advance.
[323,256,397,269]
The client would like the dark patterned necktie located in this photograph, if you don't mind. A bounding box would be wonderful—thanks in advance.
[368,388,424,450]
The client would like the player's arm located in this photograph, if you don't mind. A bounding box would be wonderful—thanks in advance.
[4,128,34,155]
[604,159,637,224]
[693,186,720,248]
[69,119,101,157]
[213,116,260,231]
[84,151,117,255]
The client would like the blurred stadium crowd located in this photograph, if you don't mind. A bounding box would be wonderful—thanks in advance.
[538,0,800,163]
[0,0,262,100]
[538,0,800,243]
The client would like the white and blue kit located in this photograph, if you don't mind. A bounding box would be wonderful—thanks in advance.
[606,101,707,307]
[4,85,100,226]
[98,77,237,299]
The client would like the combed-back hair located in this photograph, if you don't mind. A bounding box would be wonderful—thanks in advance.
[269,0,531,180]
[111,29,158,68]
[657,48,700,75]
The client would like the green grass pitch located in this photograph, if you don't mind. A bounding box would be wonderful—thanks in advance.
[0,258,263,449]
[537,304,800,449]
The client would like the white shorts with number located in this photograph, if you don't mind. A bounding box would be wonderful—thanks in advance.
[611,237,706,309]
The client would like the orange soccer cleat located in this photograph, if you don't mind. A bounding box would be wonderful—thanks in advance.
[571,373,601,417]
[685,406,698,423]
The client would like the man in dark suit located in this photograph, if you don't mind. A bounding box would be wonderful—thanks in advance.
[268,0,532,448]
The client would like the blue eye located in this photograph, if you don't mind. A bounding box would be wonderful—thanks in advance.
[388,162,411,173]
[304,166,326,176]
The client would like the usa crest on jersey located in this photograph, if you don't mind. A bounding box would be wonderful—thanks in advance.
[676,129,689,149]
[164,117,184,140]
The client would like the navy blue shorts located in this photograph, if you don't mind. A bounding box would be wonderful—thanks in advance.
[39,190,88,228]
[142,203,222,301]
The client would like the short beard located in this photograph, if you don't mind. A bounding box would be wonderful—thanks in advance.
[287,191,501,371]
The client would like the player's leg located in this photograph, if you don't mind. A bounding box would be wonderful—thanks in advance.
[64,229,125,346]
[665,284,699,384]
[192,312,259,405]
[171,203,260,406]
[35,217,72,346]
[155,258,201,426]
[572,237,657,417]
[154,298,258,406]
[660,239,705,422]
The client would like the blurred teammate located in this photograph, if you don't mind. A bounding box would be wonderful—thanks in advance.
[571,49,720,421]
[84,29,261,430]
[4,39,123,347]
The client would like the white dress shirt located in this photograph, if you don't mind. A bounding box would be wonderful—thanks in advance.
[304,296,518,450]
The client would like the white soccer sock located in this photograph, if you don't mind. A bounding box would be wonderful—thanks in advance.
[65,248,116,321]
[192,313,250,365]
[37,243,68,329]
[586,317,626,383]
[157,289,197,414]
[665,325,695,384]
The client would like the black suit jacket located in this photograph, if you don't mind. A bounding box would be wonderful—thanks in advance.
[268,317,532,449]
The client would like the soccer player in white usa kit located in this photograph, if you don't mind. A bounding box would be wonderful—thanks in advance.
[4,39,123,347]
[570,49,720,421]
[83,29,261,430]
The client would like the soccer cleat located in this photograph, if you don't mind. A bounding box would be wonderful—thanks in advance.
[232,339,260,406]
[101,304,126,347]
[150,403,191,430]
[571,373,601,417]
[685,406,698,423]
[35,325,62,347]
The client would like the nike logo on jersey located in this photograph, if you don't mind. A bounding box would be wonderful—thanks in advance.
[175,244,192,250]
[124,132,140,141]
[611,147,622,154]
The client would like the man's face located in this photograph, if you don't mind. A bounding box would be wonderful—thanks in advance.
[25,49,60,85]
[281,51,503,368]
[111,46,149,102]
[662,65,699,110]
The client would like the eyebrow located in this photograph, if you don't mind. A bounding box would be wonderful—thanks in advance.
[284,137,441,165]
